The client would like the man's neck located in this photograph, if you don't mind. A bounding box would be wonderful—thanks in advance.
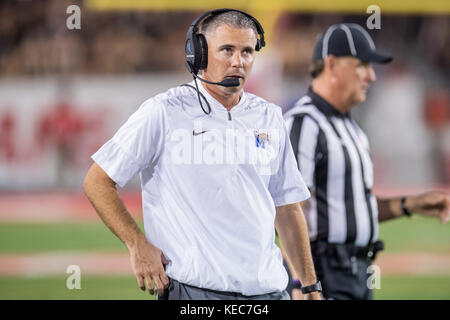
[311,79,350,113]
[202,82,241,111]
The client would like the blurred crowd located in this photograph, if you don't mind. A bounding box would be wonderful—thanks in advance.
[0,0,449,78]
[0,0,191,75]
[0,0,449,188]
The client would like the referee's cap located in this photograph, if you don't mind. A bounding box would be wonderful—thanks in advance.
[313,23,393,64]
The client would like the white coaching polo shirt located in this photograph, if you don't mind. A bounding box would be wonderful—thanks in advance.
[92,81,310,295]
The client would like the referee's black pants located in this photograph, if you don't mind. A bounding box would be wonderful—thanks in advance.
[285,242,380,300]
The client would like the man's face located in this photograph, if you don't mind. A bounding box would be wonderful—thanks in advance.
[332,56,377,108]
[202,24,257,95]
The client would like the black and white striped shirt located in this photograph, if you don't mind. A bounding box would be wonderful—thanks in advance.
[285,87,378,247]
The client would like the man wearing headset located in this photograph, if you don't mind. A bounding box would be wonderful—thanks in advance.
[83,9,322,300]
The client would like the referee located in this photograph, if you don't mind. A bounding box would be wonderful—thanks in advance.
[284,23,450,300]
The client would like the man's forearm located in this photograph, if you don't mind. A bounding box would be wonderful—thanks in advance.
[83,163,145,249]
[275,203,317,286]
[378,192,450,224]
[377,196,406,222]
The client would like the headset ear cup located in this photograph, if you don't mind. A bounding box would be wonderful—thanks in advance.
[197,34,208,70]
[185,39,195,74]
[185,25,198,74]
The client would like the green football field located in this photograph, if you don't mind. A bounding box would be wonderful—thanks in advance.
[0,274,447,300]
[0,215,448,299]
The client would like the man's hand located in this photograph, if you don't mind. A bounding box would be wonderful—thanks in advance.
[290,288,304,300]
[303,291,323,300]
[291,289,323,300]
[128,234,169,296]
[407,191,450,224]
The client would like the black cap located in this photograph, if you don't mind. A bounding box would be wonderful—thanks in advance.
[313,23,392,64]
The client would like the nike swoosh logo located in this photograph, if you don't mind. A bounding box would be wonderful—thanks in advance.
[192,130,208,136]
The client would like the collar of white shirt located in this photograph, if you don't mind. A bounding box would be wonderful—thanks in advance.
[193,80,248,114]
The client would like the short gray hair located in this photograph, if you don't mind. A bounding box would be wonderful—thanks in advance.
[199,11,258,39]
[309,59,325,78]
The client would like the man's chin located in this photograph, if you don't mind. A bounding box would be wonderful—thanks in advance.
[224,85,242,94]
[358,92,367,103]
[349,94,366,107]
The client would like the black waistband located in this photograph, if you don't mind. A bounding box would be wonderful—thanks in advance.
[310,240,384,261]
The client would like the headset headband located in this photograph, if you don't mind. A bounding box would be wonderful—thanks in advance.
[189,8,265,48]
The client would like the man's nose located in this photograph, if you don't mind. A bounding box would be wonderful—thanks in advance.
[367,65,376,82]
[231,52,243,67]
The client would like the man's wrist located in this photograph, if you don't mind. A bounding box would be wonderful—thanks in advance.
[301,280,322,294]
[401,196,412,217]
[291,279,302,289]
[125,230,148,250]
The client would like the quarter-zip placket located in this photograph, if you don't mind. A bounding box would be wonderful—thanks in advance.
[226,108,238,175]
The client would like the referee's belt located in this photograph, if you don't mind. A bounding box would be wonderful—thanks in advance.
[310,240,384,261]
[355,241,384,260]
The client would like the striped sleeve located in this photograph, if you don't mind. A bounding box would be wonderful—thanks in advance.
[268,109,311,207]
[287,114,320,188]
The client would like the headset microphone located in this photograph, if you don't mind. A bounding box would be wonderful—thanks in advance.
[191,72,240,87]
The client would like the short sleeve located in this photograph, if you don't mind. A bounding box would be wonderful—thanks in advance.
[268,120,310,207]
[287,114,320,188]
[92,98,166,187]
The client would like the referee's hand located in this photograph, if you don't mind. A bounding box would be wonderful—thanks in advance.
[127,234,169,296]
[407,191,450,224]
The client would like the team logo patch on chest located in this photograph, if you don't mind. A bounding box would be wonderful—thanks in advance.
[254,130,270,149]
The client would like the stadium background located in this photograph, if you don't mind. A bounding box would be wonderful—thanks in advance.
[0,0,449,299]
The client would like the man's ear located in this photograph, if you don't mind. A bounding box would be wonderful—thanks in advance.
[324,55,339,84]
[324,55,336,72]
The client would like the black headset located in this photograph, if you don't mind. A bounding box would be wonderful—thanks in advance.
[185,8,266,75]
